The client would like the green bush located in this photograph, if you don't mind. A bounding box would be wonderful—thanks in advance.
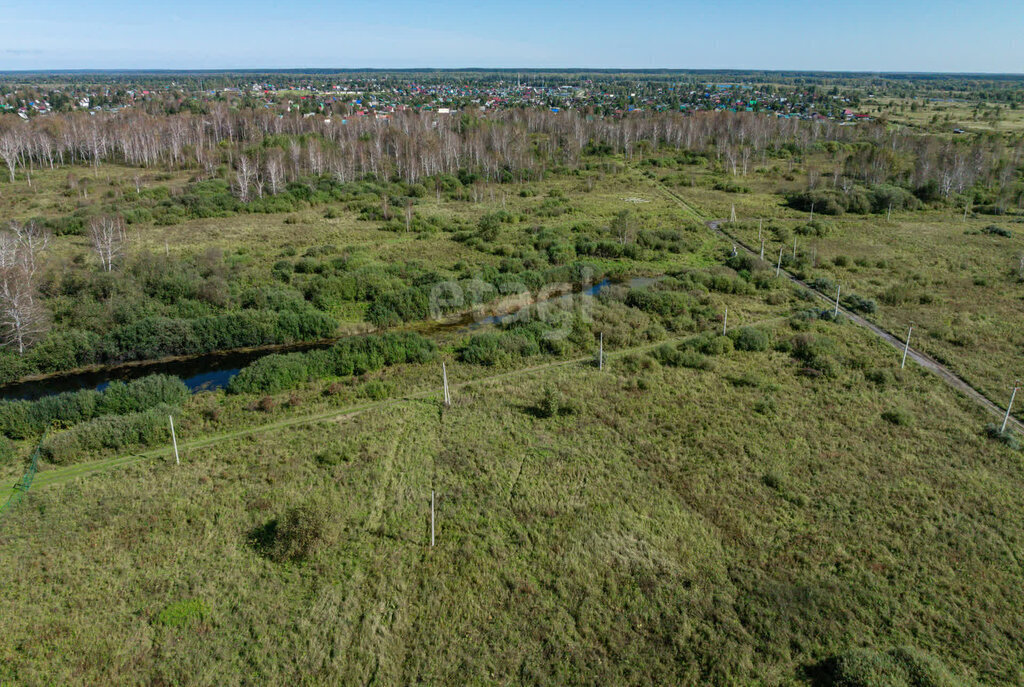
[985,424,1021,450]
[269,498,336,563]
[40,404,175,464]
[103,310,337,362]
[982,224,1012,238]
[0,374,189,439]
[882,407,915,426]
[359,380,392,400]
[683,332,734,356]
[228,332,436,394]
[729,326,771,352]
[842,294,878,315]
[817,646,968,687]
[536,386,561,418]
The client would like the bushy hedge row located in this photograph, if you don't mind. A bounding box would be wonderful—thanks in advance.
[0,307,339,385]
[105,309,338,362]
[786,185,921,216]
[364,262,602,328]
[459,320,586,367]
[40,404,175,465]
[0,374,189,439]
[227,332,437,395]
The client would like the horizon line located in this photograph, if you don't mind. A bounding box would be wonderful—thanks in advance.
[1,67,1023,78]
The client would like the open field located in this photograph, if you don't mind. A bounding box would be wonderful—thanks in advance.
[1,100,1023,686]
[1,315,1021,685]
[718,210,1024,416]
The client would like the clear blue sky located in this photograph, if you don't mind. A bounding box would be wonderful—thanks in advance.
[1,0,1021,73]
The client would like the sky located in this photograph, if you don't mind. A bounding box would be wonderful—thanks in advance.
[0,0,1021,73]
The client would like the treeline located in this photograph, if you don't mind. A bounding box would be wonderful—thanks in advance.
[0,374,187,439]
[4,106,1018,206]
[227,332,436,395]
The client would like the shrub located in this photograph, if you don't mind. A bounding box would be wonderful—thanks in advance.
[40,404,174,464]
[729,326,771,352]
[269,499,336,562]
[359,380,391,400]
[816,646,967,687]
[882,407,915,426]
[794,219,833,237]
[982,224,1012,238]
[228,332,436,394]
[272,260,294,282]
[536,386,561,418]
[842,294,878,315]
[682,332,734,356]
[787,333,840,375]
[0,374,188,439]
[985,423,1021,450]
[27,329,101,372]
[365,287,430,327]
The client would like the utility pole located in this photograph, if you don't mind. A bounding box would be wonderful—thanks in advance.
[757,218,762,245]
[169,415,179,465]
[442,363,451,406]
[760,238,765,261]
[901,323,913,369]
[1002,381,1020,433]
[776,247,783,277]
[598,332,604,370]
[834,284,841,317]
[722,308,728,335]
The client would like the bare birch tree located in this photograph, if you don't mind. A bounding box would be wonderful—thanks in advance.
[89,215,126,272]
[0,223,50,353]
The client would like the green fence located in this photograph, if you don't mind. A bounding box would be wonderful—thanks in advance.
[0,438,43,517]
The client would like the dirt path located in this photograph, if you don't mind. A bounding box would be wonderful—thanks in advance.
[707,217,1021,432]
[649,179,1021,433]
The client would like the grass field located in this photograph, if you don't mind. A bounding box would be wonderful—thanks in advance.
[718,210,1024,418]
[1,315,1021,685]
[1,143,1023,685]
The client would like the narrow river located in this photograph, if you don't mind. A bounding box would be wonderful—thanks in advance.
[0,277,658,401]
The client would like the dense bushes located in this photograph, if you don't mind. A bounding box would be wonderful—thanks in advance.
[985,423,1021,450]
[841,293,878,315]
[0,308,339,383]
[982,224,1012,238]
[787,184,921,216]
[40,404,175,464]
[782,332,840,375]
[0,374,189,439]
[681,332,734,356]
[227,332,436,394]
[651,344,713,370]
[365,288,431,327]
[729,326,771,351]
[105,309,337,362]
